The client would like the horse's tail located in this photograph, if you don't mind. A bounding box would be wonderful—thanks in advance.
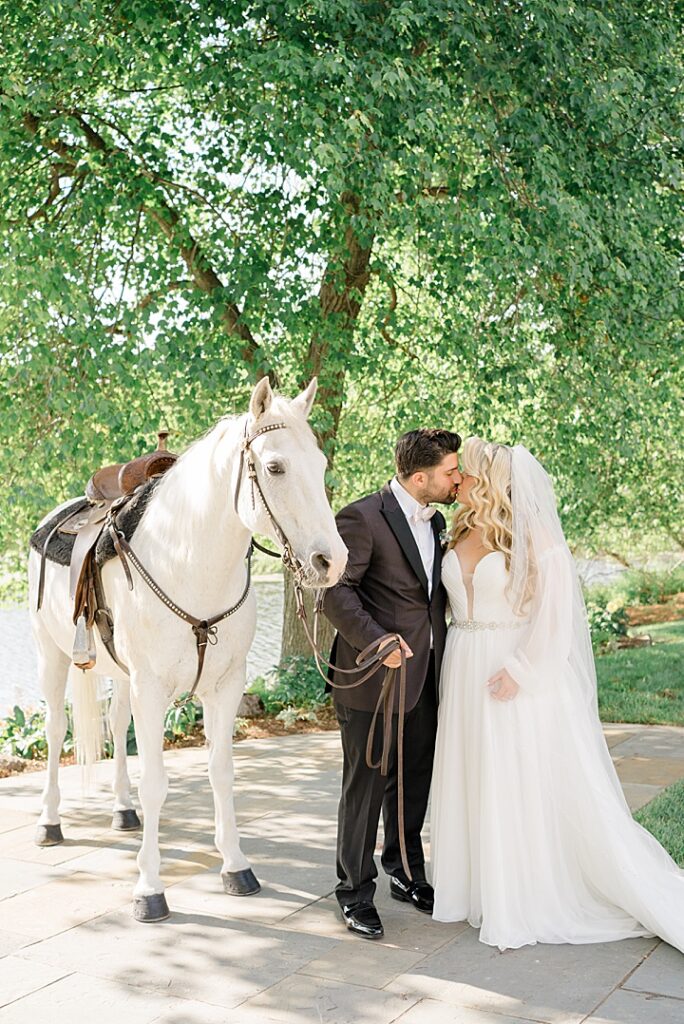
[70,667,108,770]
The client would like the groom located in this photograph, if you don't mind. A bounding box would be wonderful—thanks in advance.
[323,428,462,939]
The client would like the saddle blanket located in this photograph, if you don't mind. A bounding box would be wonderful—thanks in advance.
[29,479,159,568]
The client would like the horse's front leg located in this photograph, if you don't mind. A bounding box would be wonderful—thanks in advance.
[33,630,70,846]
[109,679,140,832]
[130,677,170,921]
[203,667,261,896]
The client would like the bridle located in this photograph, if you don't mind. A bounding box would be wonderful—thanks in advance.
[106,413,413,880]
[233,420,307,582]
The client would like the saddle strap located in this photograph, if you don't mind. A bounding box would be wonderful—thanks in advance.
[92,561,130,675]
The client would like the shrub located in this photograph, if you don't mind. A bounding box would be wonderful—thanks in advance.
[584,591,630,652]
[163,698,203,742]
[0,704,58,759]
[620,564,684,606]
[248,656,328,715]
[2,697,207,761]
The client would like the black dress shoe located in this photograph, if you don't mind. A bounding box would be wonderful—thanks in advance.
[340,900,384,939]
[389,876,434,914]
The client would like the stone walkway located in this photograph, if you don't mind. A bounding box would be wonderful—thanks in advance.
[0,723,683,1023]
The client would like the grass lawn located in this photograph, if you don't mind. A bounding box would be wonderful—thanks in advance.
[634,779,684,867]
[596,620,684,726]
[596,619,684,863]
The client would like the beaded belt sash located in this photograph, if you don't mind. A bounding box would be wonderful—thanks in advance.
[450,619,529,632]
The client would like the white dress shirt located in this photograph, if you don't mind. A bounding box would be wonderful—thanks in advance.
[389,477,435,598]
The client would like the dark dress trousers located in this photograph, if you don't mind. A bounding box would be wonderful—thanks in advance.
[323,482,448,907]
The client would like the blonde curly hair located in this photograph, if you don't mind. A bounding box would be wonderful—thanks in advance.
[448,437,514,569]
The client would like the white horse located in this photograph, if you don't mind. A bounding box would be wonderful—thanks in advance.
[27,377,347,921]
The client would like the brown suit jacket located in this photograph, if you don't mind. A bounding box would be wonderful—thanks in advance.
[323,482,448,713]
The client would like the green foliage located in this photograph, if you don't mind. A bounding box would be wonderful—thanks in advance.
[163,698,203,743]
[584,589,630,652]
[250,540,284,578]
[619,565,684,606]
[596,621,684,725]
[233,716,250,738]
[121,697,204,755]
[0,567,28,608]
[248,656,328,715]
[0,0,682,590]
[635,778,684,867]
[0,704,55,759]
[1,697,205,761]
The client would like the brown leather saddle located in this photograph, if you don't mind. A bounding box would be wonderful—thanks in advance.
[37,431,177,669]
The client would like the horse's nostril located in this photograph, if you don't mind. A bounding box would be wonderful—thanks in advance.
[311,551,332,575]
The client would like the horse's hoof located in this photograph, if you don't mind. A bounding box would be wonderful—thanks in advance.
[35,824,64,847]
[222,868,261,896]
[112,809,141,831]
[133,893,170,922]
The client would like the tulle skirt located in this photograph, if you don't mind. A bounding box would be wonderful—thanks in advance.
[430,625,684,952]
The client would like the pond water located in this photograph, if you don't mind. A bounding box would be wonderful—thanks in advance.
[0,559,625,718]
[0,580,284,717]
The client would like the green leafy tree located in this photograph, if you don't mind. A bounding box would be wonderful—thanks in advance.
[1,2,681,656]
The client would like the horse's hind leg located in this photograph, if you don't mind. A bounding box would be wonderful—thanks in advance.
[203,669,261,897]
[33,626,70,846]
[109,680,140,832]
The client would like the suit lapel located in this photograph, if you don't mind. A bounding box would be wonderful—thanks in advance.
[380,483,429,595]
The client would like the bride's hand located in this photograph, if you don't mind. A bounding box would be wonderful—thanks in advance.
[487,669,520,701]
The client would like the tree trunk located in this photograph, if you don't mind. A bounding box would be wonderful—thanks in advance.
[280,192,374,664]
[280,580,335,663]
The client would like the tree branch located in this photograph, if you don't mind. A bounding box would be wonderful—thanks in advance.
[22,109,275,381]
[27,162,63,222]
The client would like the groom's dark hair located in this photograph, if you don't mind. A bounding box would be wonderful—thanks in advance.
[395,428,462,478]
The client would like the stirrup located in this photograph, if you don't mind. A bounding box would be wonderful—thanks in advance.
[72,614,97,670]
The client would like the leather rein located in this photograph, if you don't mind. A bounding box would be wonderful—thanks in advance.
[94,416,412,880]
[233,419,413,881]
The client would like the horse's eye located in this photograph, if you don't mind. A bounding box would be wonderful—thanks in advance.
[266,461,285,475]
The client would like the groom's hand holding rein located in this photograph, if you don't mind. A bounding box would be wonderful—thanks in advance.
[379,635,413,669]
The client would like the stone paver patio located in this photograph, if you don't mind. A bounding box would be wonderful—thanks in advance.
[0,723,683,1023]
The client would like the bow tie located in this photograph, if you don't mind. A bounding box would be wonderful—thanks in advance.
[411,505,436,524]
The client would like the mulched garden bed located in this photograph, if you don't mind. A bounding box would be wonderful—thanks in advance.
[627,594,684,626]
[0,705,340,779]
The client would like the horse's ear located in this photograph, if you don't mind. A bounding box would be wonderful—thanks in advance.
[249,377,273,421]
[291,378,317,419]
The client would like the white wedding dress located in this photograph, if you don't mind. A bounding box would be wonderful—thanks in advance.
[430,545,684,952]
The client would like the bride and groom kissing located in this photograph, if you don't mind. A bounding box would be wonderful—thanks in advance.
[323,428,684,953]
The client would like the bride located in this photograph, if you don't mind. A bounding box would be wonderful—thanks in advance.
[430,437,684,952]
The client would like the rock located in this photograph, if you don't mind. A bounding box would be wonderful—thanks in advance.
[238,693,264,718]
[0,752,27,776]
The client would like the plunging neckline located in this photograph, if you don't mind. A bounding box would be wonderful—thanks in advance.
[453,549,500,581]
[450,549,502,621]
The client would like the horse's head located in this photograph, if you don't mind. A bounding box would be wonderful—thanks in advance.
[234,377,348,588]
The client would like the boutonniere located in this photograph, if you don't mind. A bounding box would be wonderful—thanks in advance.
[439,529,452,551]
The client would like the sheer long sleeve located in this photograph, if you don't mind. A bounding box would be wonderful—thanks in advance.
[503,545,574,694]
